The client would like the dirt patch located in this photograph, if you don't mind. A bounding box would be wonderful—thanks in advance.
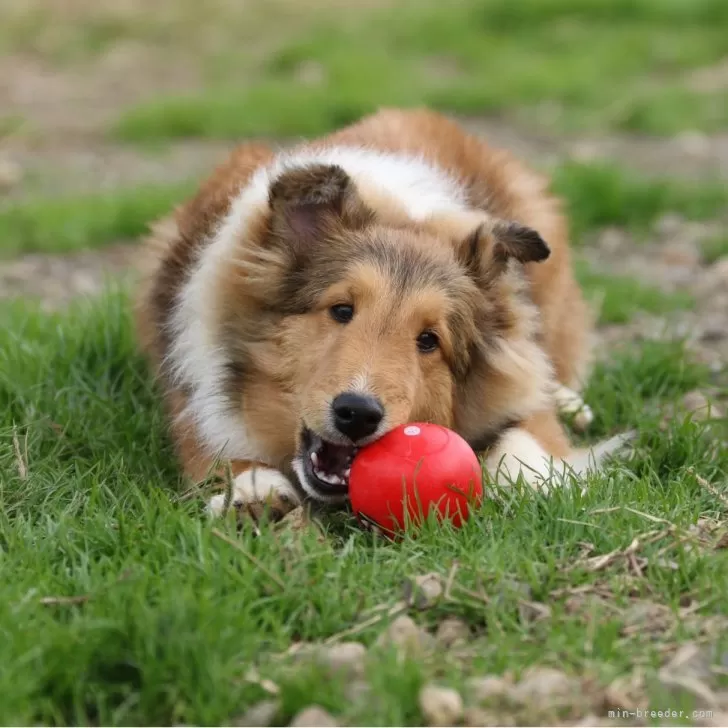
[0,243,137,310]
[458,117,728,181]
[583,216,728,374]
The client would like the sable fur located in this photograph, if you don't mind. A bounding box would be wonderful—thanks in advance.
[135,108,617,518]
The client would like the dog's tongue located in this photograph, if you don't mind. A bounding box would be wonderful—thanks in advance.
[316,440,355,475]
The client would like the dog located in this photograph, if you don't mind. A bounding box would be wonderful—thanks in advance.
[134,108,628,521]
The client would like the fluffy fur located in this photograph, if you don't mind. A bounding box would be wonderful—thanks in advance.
[135,108,625,520]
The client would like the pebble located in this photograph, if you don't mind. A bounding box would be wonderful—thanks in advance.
[434,617,470,647]
[659,242,701,268]
[597,227,629,253]
[320,641,367,678]
[463,706,509,727]
[410,572,443,608]
[674,130,711,158]
[419,684,464,727]
[657,643,719,711]
[465,675,512,704]
[653,213,685,239]
[509,666,580,707]
[0,158,22,189]
[682,390,723,420]
[234,699,280,727]
[289,705,339,727]
[375,614,433,657]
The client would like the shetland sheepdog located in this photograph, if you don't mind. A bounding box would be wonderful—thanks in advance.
[135,108,628,520]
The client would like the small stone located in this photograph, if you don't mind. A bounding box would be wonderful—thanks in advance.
[702,711,728,727]
[419,684,464,727]
[675,130,711,158]
[597,227,628,253]
[658,643,718,710]
[465,675,512,704]
[604,671,647,712]
[706,259,728,290]
[654,213,685,239]
[321,641,367,678]
[463,706,512,727]
[663,642,713,682]
[569,141,605,163]
[375,614,433,656]
[289,705,339,727]
[571,714,607,727]
[435,617,470,647]
[234,699,280,727]
[404,572,443,609]
[510,666,579,706]
[0,158,22,190]
[682,390,723,421]
[660,242,701,268]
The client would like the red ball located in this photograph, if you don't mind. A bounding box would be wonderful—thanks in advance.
[349,423,483,537]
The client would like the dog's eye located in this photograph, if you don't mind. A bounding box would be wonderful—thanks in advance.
[330,304,354,323]
[416,330,439,353]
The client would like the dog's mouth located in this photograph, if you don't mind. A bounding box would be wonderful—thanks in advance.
[299,426,359,497]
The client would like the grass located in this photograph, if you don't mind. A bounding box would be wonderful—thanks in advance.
[613,87,728,135]
[2,162,726,258]
[701,234,728,264]
[3,0,728,723]
[0,183,195,258]
[108,0,728,142]
[0,292,727,725]
[575,261,694,325]
[551,162,728,240]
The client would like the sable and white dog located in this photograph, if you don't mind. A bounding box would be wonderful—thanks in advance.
[135,108,627,520]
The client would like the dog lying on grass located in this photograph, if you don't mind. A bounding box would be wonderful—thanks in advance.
[135,108,628,521]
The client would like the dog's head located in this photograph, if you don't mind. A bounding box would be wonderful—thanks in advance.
[220,163,554,502]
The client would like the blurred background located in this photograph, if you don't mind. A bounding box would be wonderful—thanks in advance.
[0,0,726,362]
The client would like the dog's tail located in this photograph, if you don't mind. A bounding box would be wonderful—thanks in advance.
[566,430,636,477]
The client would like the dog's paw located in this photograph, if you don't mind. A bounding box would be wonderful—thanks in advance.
[554,384,594,431]
[207,467,300,522]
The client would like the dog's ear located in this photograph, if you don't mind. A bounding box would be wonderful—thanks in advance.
[458,221,550,281]
[268,164,373,246]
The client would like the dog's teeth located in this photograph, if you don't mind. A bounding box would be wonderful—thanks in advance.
[310,451,319,466]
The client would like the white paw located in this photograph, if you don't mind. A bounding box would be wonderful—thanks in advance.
[207,467,300,518]
[486,428,564,493]
[486,427,636,495]
[554,384,594,431]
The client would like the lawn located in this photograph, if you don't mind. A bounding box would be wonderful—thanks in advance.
[1,0,728,725]
[1,295,726,726]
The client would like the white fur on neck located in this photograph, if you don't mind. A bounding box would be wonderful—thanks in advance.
[166,146,469,460]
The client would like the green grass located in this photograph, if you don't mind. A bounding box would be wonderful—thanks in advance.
[701,234,728,264]
[2,163,725,258]
[109,0,728,142]
[551,162,728,240]
[1,292,727,725]
[0,183,195,258]
[612,87,728,135]
[576,261,694,324]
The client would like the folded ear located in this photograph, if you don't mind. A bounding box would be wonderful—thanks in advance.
[458,220,550,281]
[268,164,373,247]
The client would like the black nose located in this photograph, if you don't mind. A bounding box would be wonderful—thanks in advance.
[331,392,384,442]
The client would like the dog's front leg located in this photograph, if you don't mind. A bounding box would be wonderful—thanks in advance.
[207,460,301,522]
